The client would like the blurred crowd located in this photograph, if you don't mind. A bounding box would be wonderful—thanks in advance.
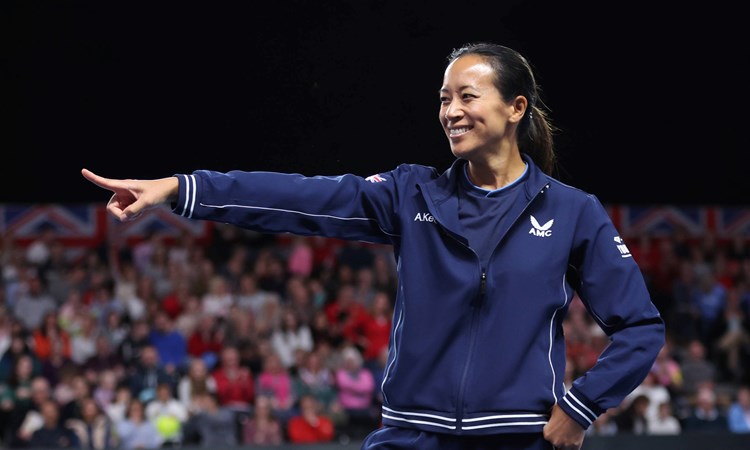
[1,222,749,448]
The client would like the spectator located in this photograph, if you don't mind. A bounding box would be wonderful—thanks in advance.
[25,224,57,268]
[650,340,684,395]
[29,399,80,449]
[715,286,750,383]
[287,236,314,278]
[324,283,368,348]
[111,259,147,322]
[334,345,378,438]
[286,394,335,444]
[12,268,57,332]
[241,394,284,446]
[670,260,701,344]
[310,309,339,349]
[625,372,672,426]
[10,376,52,447]
[31,311,72,362]
[148,311,189,375]
[100,310,129,351]
[174,293,203,338]
[92,369,119,412]
[235,272,278,318]
[343,290,392,364]
[284,275,316,326]
[1,354,38,437]
[144,382,188,446]
[270,306,314,369]
[691,269,727,350]
[614,394,650,435]
[69,314,98,366]
[82,335,125,383]
[211,345,254,411]
[103,384,132,423]
[115,399,163,450]
[159,279,189,321]
[202,274,234,320]
[727,385,750,433]
[51,367,78,412]
[679,339,718,398]
[177,357,217,415]
[42,341,78,393]
[126,344,175,404]
[59,374,92,423]
[647,401,681,435]
[117,318,151,372]
[0,332,42,383]
[256,351,295,424]
[66,396,119,450]
[293,349,338,413]
[682,385,729,433]
[186,314,224,363]
[183,391,239,447]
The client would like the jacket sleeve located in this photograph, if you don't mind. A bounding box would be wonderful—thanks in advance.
[558,194,665,429]
[170,168,407,244]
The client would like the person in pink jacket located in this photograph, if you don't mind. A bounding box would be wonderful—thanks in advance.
[335,345,379,438]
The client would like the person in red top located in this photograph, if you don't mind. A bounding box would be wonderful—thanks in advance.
[287,394,335,444]
[342,290,393,363]
[186,314,224,360]
[210,345,254,410]
[32,311,72,362]
[325,283,368,348]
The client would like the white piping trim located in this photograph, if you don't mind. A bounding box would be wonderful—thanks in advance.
[381,307,403,404]
[381,414,456,430]
[188,175,196,219]
[381,406,455,422]
[181,175,191,218]
[463,413,546,422]
[462,421,548,430]
[200,202,399,237]
[567,392,597,421]
[562,397,593,426]
[548,273,570,403]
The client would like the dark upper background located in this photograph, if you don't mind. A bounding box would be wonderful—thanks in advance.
[2,0,747,205]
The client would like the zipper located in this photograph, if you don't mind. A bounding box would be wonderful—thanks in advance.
[454,183,549,432]
[456,268,487,432]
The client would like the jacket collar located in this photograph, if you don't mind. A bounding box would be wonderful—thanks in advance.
[417,154,551,242]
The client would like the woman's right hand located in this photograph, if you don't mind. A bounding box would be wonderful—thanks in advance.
[81,168,179,222]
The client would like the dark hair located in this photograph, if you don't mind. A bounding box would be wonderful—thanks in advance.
[447,42,557,175]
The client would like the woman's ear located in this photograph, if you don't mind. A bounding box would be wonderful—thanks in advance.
[509,95,528,124]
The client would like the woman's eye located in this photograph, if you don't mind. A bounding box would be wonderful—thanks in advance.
[439,97,449,103]
[462,93,476,99]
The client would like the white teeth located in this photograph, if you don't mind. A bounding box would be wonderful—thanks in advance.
[450,127,470,135]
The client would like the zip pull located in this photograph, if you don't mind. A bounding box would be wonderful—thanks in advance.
[480,271,487,296]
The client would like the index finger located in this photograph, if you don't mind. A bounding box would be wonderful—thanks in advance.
[81,168,127,192]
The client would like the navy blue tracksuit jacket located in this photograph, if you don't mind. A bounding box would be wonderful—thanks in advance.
[171,155,665,436]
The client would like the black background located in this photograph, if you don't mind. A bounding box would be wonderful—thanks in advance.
[2,0,748,205]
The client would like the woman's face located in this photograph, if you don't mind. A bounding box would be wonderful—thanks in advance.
[439,54,517,161]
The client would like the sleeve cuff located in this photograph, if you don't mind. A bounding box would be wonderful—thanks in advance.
[171,174,196,218]
[558,387,602,429]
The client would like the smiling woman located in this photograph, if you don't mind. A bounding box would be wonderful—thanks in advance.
[80,42,665,450]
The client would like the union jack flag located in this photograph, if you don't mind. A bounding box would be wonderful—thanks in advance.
[715,207,750,236]
[618,206,707,237]
[365,174,387,183]
[0,204,104,247]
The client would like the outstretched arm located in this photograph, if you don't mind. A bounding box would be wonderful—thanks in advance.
[81,168,179,222]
